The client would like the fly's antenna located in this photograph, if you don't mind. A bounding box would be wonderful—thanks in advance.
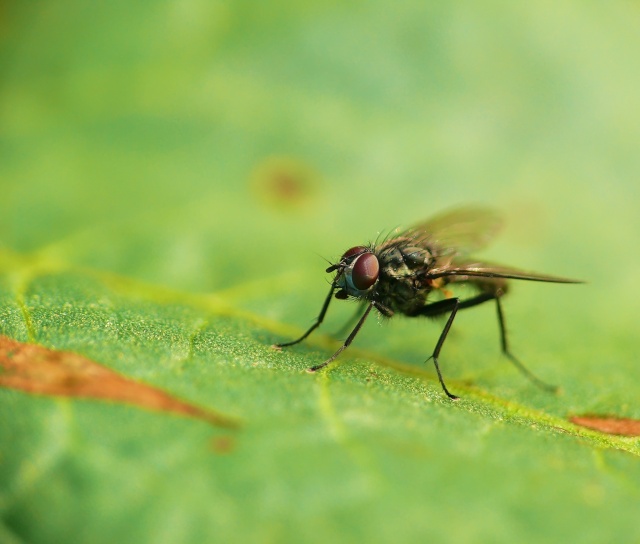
[314,252,335,267]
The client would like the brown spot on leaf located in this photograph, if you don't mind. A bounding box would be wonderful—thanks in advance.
[0,336,239,429]
[570,415,640,437]
[250,156,318,211]
[211,435,236,454]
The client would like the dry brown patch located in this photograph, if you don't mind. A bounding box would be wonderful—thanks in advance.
[0,336,239,429]
[570,415,640,437]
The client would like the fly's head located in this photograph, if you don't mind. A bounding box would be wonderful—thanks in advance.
[327,246,379,300]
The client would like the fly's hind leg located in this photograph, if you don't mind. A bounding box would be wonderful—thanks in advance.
[493,291,558,392]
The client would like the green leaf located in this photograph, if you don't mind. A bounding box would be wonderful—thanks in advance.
[1,2,640,543]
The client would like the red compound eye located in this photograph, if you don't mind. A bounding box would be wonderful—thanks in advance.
[341,246,367,260]
[352,253,379,290]
[327,246,369,273]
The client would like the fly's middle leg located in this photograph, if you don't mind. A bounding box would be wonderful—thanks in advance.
[418,294,493,399]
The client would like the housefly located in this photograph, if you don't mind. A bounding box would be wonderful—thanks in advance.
[274,206,582,399]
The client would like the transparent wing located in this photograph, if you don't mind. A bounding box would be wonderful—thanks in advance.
[401,206,503,257]
[426,260,583,284]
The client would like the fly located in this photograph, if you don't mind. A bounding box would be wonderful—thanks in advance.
[275,206,582,399]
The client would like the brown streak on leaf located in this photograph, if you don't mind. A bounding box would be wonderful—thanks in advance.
[570,415,640,437]
[0,336,239,429]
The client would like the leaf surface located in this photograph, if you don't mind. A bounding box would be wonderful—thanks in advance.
[1,2,640,543]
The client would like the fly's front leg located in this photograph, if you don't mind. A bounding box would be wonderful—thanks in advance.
[274,282,336,348]
[332,301,369,338]
[308,303,374,372]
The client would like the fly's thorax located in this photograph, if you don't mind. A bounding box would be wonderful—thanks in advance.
[377,245,434,279]
[370,244,434,314]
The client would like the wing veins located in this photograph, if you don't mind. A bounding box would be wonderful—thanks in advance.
[426,265,583,284]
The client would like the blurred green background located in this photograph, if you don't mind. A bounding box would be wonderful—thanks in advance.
[1,1,639,543]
